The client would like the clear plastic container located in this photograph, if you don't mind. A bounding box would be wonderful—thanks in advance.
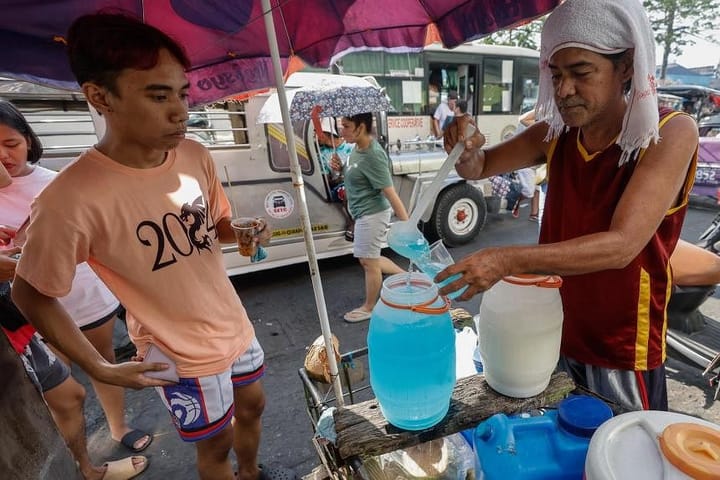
[478,274,563,397]
[368,272,456,430]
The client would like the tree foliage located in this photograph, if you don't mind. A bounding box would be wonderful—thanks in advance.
[643,0,720,79]
[481,17,545,50]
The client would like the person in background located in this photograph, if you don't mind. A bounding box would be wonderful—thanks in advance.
[0,100,153,454]
[330,112,409,323]
[10,13,285,480]
[437,0,698,412]
[443,99,483,155]
[316,119,355,240]
[433,91,458,138]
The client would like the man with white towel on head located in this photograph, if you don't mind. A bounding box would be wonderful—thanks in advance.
[436,0,699,411]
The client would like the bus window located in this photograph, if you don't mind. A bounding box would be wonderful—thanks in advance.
[516,57,540,114]
[337,43,539,149]
[339,51,424,115]
[482,58,514,114]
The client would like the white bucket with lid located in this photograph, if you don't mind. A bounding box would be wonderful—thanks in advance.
[585,410,720,479]
[477,274,563,398]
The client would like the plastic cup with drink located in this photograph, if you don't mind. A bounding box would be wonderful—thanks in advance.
[230,217,266,257]
[413,240,468,300]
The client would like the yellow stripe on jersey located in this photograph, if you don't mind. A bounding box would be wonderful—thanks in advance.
[635,268,651,370]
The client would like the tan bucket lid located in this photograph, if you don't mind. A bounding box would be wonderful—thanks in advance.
[659,422,720,479]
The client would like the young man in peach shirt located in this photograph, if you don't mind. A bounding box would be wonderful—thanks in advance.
[12,13,274,480]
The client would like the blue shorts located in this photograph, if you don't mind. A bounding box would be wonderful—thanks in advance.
[20,333,71,393]
[155,338,265,442]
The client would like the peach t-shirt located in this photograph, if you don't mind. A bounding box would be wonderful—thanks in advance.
[16,140,254,376]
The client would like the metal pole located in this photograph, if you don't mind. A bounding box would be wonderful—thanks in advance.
[261,0,344,406]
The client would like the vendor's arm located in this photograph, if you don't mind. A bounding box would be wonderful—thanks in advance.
[11,274,173,388]
[455,121,550,180]
[383,186,409,221]
[438,114,698,299]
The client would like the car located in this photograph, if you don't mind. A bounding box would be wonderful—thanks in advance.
[699,113,720,138]
[694,137,720,199]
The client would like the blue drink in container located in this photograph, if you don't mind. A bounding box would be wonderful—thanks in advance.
[368,272,456,430]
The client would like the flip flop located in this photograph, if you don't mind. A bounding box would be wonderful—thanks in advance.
[343,308,371,323]
[101,455,148,480]
[118,429,153,453]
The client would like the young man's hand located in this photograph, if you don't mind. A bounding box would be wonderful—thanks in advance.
[95,360,178,389]
[255,218,272,247]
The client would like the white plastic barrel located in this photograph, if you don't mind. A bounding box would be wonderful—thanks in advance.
[477,274,563,398]
[585,410,720,480]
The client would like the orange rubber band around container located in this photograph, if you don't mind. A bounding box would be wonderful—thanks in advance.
[381,295,451,314]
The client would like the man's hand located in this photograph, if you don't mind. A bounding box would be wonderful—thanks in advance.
[435,247,509,301]
[95,360,178,389]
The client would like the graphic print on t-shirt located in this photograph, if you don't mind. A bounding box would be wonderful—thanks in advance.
[136,194,217,272]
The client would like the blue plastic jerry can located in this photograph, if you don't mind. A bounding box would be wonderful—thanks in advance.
[473,395,613,480]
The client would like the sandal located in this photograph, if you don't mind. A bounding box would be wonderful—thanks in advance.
[101,456,148,480]
[343,308,371,323]
[528,214,539,222]
[117,429,153,453]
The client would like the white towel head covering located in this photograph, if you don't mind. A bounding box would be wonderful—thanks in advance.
[536,0,659,166]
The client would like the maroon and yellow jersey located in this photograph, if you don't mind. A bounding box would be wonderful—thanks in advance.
[539,109,697,371]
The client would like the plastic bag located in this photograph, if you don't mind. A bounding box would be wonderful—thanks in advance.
[362,433,475,480]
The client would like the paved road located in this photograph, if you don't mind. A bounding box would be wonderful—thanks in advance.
[80,202,720,479]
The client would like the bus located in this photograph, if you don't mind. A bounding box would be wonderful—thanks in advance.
[337,42,540,150]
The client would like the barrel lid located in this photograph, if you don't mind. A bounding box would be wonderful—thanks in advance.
[557,395,613,438]
[659,422,720,479]
[503,274,562,288]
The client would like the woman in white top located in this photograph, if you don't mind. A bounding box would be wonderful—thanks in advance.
[0,101,152,452]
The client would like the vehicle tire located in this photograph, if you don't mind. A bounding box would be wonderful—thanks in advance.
[426,183,486,247]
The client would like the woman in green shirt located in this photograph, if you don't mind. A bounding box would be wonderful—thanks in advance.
[331,113,409,323]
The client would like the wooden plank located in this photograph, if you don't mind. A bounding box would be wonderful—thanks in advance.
[334,372,575,460]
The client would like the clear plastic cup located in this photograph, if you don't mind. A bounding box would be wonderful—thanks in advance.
[230,217,262,257]
[414,240,468,300]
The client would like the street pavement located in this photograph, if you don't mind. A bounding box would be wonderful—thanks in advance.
[78,201,720,479]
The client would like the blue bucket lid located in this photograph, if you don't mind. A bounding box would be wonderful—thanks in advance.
[558,395,613,438]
